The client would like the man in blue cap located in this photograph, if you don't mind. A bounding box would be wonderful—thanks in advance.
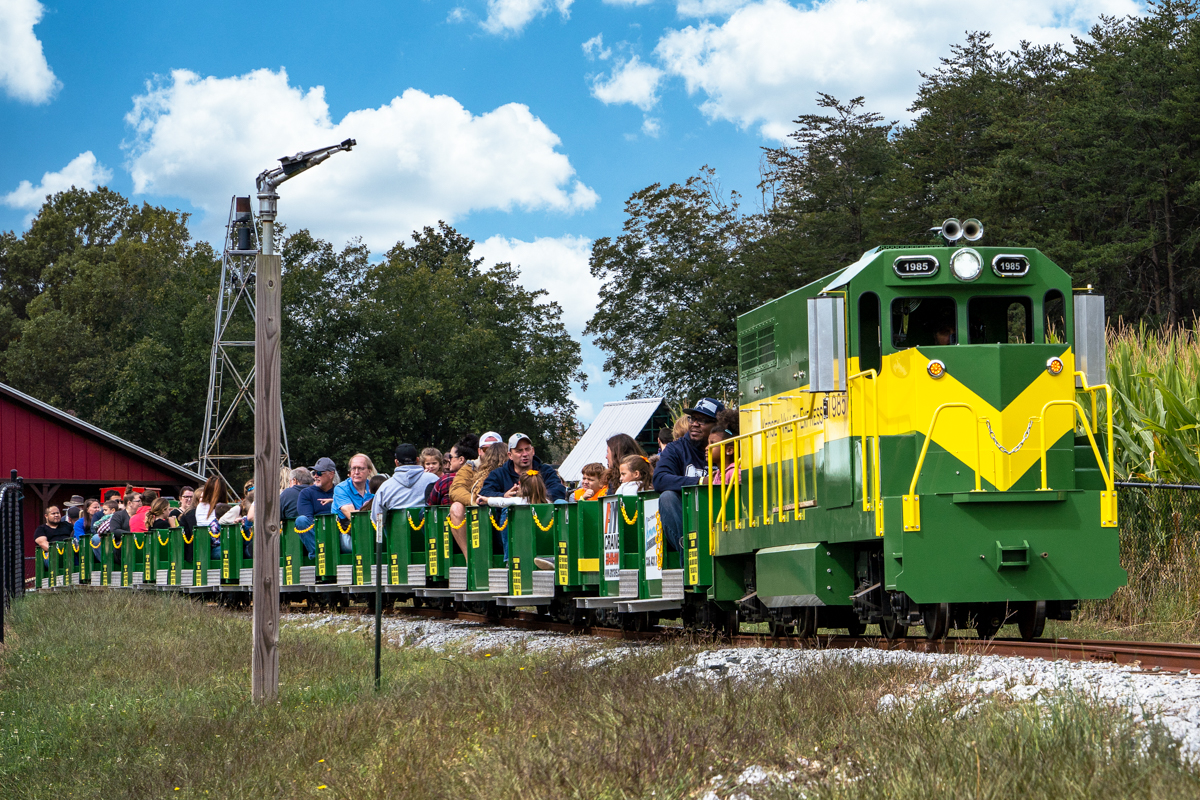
[653,397,723,559]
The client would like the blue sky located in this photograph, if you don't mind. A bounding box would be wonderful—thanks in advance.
[1,0,1142,423]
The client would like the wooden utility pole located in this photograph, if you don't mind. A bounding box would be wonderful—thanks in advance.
[251,252,282,703]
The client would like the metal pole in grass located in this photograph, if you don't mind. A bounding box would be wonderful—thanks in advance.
[374,516,383,690]
[251,139,355,704]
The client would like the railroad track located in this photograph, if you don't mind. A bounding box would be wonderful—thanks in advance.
[339,603,1200,675]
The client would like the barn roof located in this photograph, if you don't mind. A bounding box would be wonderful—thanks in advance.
[0,382,204,484]
[558,397,669,482]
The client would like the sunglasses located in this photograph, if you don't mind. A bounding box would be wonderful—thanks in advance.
[312,470,325,476]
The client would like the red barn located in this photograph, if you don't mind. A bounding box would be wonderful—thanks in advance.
[0,382,204,580]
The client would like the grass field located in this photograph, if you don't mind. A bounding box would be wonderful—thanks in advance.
[2,591,1198,799]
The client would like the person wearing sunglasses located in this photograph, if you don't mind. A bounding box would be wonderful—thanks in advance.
[296,457,338,560]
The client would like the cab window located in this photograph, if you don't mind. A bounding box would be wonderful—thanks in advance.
[968,296,1032,344]
[891,297,956,349]
[1044,290,1065,343]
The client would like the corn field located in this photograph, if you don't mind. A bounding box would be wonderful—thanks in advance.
[1107,323,1200,484]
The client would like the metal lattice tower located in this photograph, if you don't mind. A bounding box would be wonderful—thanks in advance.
[196,196,290,492]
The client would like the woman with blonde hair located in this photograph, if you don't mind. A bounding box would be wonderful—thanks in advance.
[472,443,509,505]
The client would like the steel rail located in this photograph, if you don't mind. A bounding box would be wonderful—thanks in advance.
[303,602,1200,674]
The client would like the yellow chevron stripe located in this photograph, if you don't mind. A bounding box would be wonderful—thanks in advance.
[741,348,1077,492]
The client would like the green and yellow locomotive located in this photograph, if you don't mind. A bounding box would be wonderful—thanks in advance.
[712,217,1125,639]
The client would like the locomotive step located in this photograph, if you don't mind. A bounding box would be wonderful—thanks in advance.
[577,596,637,609]
[495,594,554,606]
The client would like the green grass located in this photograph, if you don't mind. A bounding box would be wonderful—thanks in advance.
[2,591,1198,799]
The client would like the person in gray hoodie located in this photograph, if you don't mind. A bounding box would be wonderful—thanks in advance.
[371,443,440,530]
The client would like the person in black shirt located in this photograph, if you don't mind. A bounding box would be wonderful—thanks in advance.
[34,506,74,553]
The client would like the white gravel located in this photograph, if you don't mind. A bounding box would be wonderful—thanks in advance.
[281,612,634,656]
[660,646,1200,764]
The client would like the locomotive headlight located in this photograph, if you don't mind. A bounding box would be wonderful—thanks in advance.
[927,359,946,379]
[1046,356,1064,376]
[950,248,983,281]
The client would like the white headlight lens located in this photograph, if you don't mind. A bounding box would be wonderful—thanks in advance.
[951,248,983,281]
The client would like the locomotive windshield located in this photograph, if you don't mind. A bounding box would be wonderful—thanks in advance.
[968,296,1033,344]
[891,297,956,348]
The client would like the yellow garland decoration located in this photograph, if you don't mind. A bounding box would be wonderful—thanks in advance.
[182,530,194,545]
[90,539,100,551]
[620,504,638,526]
[489,513,509,532]
[209,529,221,540]
[336,517,351,536]
[447,516,466,530]
[408,513,426,532]
[293,521,315,534]
[157,532,170,547]
[72,539,79,552]
[113,538,122,550]
[241,528,253,542]
[531,507,554,532]
[134,536,144,550]
[56,542,65,555]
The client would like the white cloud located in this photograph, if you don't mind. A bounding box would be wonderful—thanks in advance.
[590,56,664,111]
[3,152,112,217]
[448,6,469,22]
[473,234,597,336]
[123,68,598,251]
[582,34,612,60]
[569,391,596,423]
[0,0,59,104]
[482,0,573,35]
[676,0,751,16]
[654,0,1141,140]
[603,0,656,6]
[641,117,662,137]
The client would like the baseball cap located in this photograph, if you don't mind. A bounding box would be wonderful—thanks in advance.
[309,456,337,474]
[479,431,503,448]
[683,397,725,420]
[393,443,418,464]
[508,432,532,449]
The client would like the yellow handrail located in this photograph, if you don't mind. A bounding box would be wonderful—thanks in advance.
[848,370,884,535]
[902,402,984,532]
[1074,372,1114,487]
[1038,400,1113,491]
[707,399,823,539]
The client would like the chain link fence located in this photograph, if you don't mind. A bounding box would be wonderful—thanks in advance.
[0,470,25,643]
[1085,481,1200,634]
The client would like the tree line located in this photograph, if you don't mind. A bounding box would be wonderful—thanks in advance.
[587,2,1200,400]
[0,193,582,471]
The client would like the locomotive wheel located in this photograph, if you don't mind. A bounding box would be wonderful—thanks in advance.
[794,607,818,638]
[621,612,652,632]
[921,603,950,641]
[769,619,791,638]
[1017,601,1046,641]
[845,618,866,637]
[974,614,1002,640]
[880,615,908,641]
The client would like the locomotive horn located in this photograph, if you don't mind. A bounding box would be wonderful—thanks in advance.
[940,218,963,242]
[962,218,984,241]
